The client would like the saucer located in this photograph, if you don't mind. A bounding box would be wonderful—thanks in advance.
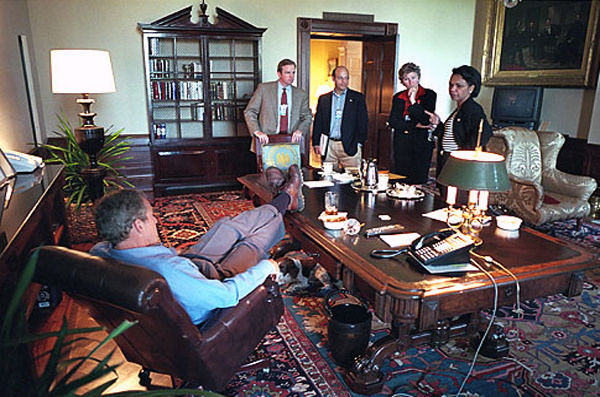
[386,187,425,200]
[351,181,386,193]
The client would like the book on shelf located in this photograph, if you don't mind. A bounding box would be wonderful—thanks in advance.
[179,81,203,100]
[152,81,177,100]
[149,38,159,56]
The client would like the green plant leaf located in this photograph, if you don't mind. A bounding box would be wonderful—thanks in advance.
[40,111,134,209]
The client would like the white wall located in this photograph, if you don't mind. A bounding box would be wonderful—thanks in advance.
[25,0,476,137]
[0,0,45,152]
[4,0,595,147]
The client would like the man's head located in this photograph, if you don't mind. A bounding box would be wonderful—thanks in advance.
[331,66,349,94]
[277,58,296,87]
[94,189,159,247]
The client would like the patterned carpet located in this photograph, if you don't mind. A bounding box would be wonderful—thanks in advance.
[67,191,600,397]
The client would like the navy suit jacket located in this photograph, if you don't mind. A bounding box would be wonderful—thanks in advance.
[312,89,368,157]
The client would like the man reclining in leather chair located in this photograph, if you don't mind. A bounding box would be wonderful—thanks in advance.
[91,165,300,325]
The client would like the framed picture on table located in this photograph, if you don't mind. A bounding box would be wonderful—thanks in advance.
[481,0,600,87]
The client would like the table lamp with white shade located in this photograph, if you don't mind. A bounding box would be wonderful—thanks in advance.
[50,49,116,199]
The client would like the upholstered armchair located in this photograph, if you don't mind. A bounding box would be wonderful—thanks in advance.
[487,127,597,226]
[33,246,284,392]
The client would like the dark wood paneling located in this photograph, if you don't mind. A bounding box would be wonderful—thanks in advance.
[153,148,211,180]
[557,136,600,195]
[46,134,154,195]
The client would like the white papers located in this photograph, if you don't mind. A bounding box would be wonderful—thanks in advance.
[422,208,449,222]
[332,173,355,183]
[422,263,479,274]
[303,180,335,188]
[380,233,421,248]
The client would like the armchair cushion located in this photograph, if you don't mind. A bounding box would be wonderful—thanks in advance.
[33,246,284,391]
[489,127,597,225]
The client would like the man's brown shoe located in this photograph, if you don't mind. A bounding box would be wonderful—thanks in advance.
[264,166,286,192]
[282,165,301,211]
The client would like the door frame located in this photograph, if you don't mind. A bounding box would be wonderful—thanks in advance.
[296,16,397,160]
[296,17,397,91]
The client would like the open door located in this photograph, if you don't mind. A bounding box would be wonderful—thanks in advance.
[297,16,397,167]
[362,39,396,170]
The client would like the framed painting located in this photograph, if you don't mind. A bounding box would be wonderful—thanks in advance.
[481,0,600,87]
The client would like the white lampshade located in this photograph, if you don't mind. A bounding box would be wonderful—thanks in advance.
[50,49,116,94]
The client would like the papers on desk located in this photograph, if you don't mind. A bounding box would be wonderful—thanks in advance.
[421,262,479,274]
[303,180,334,188]
[380,233,421,248]
[422,208,449,222]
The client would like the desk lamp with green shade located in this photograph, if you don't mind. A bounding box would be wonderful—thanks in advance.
[437,123,510,241]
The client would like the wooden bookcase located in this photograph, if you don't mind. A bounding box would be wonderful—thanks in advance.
[139,6,265,196]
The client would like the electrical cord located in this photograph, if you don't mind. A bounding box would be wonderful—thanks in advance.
[470,250,523,319]
[454,258,498,397]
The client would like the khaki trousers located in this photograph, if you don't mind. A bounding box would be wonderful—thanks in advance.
[180,204,285,280]
[324,140,362,170]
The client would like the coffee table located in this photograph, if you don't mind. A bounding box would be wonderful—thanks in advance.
[239,170,598,394]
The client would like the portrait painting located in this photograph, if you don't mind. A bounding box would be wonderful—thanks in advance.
[482,0,600,87]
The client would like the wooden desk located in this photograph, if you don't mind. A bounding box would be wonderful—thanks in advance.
[0,165,69,314]
[239,170,599,394]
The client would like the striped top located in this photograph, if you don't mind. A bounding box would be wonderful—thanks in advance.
[442,110,460,152]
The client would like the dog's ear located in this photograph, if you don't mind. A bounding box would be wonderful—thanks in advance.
[278,258,300,278]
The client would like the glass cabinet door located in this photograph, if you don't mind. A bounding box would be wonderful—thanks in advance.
[148,37,178,140]
[175,38,204,139]
[208,39,257,138]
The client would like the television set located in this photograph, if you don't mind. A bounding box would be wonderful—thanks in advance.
[491,86,543,130]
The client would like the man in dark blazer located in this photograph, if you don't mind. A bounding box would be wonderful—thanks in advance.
[312,66,368,169]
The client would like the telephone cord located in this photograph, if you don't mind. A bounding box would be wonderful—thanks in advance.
[470,250,523,319]
[455,259,498,397]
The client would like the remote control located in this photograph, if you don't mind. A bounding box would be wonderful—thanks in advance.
[364,224,405,238]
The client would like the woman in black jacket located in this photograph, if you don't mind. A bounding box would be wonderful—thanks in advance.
[434,65,493,177]
[388,62,438,184]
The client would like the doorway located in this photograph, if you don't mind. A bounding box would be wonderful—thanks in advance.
[297,16,398,169]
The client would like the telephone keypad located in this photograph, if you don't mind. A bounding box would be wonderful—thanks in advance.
[414,232,474,265]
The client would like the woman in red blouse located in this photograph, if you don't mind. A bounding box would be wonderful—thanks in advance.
[388,63,439,184]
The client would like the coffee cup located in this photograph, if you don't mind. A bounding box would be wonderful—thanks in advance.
[377,171,389,190]
[323,162,334,175]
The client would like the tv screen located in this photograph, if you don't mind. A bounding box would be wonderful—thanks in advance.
[491,87,543,123]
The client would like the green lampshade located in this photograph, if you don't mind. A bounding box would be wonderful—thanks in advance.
[437,150,510,191]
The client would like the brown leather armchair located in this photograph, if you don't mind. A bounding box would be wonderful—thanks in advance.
[487,127,597,225]
[33,246,284,392]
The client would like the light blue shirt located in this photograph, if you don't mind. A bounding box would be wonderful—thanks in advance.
[90,241,273,325]
[277,82,292,132]
[329,89,347,140]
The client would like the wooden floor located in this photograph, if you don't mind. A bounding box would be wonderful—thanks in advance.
[31,293,172,394]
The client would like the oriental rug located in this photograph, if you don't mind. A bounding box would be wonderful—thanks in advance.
[68,190,600,397]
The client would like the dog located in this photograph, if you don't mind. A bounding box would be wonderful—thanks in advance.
[276,253,335,294]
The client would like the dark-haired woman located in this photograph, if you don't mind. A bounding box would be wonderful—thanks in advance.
[434,65,493,177]
[388,62,438,185]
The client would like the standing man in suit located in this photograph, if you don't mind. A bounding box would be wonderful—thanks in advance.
[244,59,312,152]
[312,66,368,169]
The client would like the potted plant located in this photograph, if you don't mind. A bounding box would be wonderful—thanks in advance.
[0,250,221,397]
[41,113,134,209]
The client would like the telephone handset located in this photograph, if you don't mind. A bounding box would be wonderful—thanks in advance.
[407,228,474,267]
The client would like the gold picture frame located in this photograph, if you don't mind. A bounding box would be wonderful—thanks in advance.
[481,0,600,87]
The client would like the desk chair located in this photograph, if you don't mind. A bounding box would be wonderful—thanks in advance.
[255,133,296,171]
[33,246,284,392]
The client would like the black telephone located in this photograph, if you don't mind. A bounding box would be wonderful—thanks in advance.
[407,228,474,267]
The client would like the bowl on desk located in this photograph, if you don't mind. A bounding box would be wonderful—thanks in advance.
[320,212,348,230]
[496,215,522,231]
